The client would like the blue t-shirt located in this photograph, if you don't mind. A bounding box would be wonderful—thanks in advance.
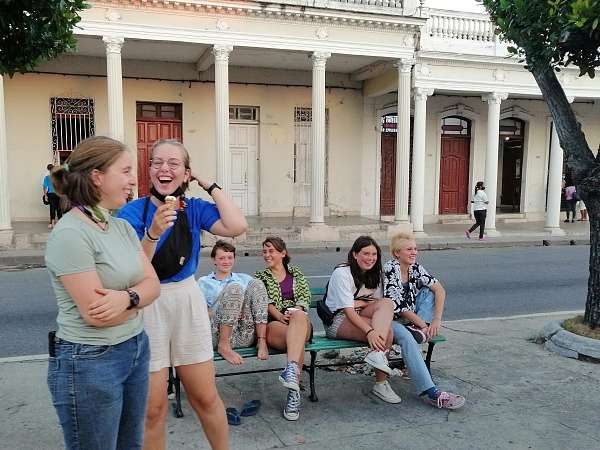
[43,175,55,194]
[118,197,220,283]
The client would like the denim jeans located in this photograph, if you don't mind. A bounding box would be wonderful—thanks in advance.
[47,331,150,450]
[391,288,436,394]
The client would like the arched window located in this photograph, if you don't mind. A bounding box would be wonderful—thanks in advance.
[441,116,470,136]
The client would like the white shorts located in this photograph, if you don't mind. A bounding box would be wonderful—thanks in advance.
[143,276,213,372]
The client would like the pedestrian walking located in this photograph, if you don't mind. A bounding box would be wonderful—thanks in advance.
[383,231,465,410]
[578,199,588,221]
[564,178,577,223]
[465,181,488,240]
[118,139,246,450]
[45,136,161,450]
[42,163,63,228]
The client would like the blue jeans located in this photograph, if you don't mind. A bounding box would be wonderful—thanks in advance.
[391,288,436,394]
[47,332,150,450]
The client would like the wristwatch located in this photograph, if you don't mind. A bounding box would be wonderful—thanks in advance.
[126,289,140,310]
[205,182,222,196]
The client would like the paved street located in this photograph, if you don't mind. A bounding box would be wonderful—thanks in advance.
[0,244,588,358]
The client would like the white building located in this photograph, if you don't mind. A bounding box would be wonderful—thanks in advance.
[0,0,598,240]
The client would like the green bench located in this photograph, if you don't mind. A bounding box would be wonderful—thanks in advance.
[168,287,446,418]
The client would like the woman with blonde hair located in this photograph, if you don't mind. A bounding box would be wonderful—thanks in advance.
[119,139,247,450]
[45,136,160,449]
[383,231,465,410]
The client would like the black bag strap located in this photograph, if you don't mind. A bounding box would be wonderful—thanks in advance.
[323,265,361,309]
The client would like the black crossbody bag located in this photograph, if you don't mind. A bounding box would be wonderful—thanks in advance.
[316,265,361,326]
[143,197,193,280]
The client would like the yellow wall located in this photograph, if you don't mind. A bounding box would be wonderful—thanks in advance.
[4,73,364,220]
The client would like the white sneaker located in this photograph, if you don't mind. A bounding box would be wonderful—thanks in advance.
[364,351,392,375]
[372,380,402,404]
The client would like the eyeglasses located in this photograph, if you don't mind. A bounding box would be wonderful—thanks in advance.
[150,159,184,170]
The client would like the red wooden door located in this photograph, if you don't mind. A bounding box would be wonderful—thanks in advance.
[136,121,182,197]
[380,133,396,216]
[439,137,470,214]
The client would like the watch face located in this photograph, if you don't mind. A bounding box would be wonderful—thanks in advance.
[127,289,140,309]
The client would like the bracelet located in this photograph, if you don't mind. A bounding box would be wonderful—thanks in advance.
[205,182,222,196]
[365,328,375,336]
[145,229,159,242]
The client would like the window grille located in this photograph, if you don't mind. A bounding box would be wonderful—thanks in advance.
[229,106,259,122]
[294,107,329,123]
[51,98,95,162]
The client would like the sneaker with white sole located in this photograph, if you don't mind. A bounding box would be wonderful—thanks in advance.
[283,389,301,421]
[425,391,465,410]
[279,361,300,391]
[372,380,402,404]
[364,350,392,375]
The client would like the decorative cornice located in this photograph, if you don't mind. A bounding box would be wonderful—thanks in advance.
[438,102,480,120]
[102,35,125,53]
[88,0,426,33]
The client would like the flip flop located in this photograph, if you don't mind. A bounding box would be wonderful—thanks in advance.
[240,399,262,417]
[226,407,241,426]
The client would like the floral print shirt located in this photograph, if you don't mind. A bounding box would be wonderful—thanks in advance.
[383,259,437,319]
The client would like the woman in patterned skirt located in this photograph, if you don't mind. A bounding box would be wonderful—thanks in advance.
[198,240,269,365]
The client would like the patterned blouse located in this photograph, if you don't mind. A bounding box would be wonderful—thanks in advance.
[254,265,311,313]
[383,259,437,319]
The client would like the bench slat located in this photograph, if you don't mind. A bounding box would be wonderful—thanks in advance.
[212,332,446,362]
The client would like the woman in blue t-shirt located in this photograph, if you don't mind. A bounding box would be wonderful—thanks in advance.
[119,139,247,450]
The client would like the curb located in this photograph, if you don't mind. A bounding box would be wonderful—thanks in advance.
[0,237,591,267]
[542,319,600,361]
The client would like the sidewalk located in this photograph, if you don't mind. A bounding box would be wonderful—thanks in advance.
[1,312,598,449]
[0,219,591,266]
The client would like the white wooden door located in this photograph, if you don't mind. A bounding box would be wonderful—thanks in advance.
[229,124,258,215]
[294,122,312,207]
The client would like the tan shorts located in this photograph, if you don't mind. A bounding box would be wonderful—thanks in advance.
[143,276,213,372]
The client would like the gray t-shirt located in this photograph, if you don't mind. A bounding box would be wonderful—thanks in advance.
[45,212,144,345]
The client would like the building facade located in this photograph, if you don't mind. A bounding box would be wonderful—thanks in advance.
[0,0,598,238]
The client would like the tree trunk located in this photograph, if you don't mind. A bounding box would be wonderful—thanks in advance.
[531,65,600,329]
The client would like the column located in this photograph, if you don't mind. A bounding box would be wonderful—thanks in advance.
[482,92,508,235]
[310,51,331,224]
[410,87,433,234]
[394,59,413,223]
[103,36,125,142]
[0,76,11,230]
[544,124,566,235]
[213,45,233,195]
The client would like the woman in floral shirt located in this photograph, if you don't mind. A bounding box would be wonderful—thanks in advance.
[383,231,465,410]
[255,236,312,421]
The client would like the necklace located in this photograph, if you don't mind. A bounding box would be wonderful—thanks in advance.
[78,205,110,229]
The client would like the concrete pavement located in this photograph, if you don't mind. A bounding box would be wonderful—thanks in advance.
[1,312,598,449]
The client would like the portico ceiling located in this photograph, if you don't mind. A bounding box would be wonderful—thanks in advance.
[73,36,383,74]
